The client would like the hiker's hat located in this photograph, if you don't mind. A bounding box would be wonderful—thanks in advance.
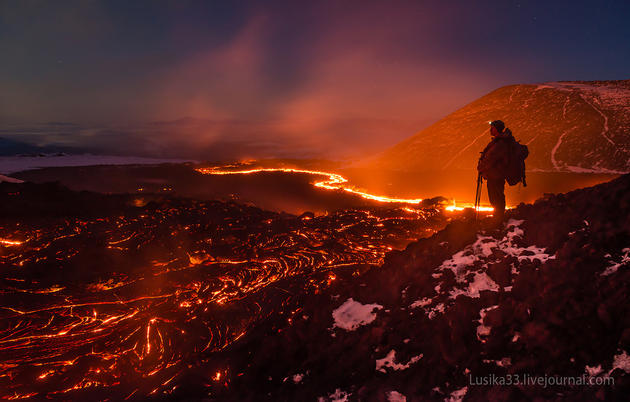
[489,120,505,132]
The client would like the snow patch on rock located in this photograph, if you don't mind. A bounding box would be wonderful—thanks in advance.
[611,350,630,373]
[449,272,499,299]
[319,388,351,402]
[585,365,603,377]
[410,298,444,319]
[436,219,554,298]
[445,386,468,402]
[375,349,423,373]
[601,248,630,276]
[410,297,432,308]
[476,305,499,342]
[332,298,383,331]
[386,390,407,402]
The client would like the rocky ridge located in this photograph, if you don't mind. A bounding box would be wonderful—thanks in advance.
[212,173,630,401]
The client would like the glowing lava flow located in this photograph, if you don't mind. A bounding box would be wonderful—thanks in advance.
[196,167,425,204]
[196,166,497,212]
[444,201,496,212]
[0,238,23,246]
[0,194,442,399]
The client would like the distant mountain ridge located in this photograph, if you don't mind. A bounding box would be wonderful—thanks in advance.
[372,79,630,173]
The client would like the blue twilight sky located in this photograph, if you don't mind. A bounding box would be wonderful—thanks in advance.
[1,0,629,158]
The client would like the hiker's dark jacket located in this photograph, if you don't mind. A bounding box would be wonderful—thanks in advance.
[477,130,515,181]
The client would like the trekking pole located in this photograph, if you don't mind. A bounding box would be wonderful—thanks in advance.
[477,175,483,220]
[474,174,479,220]
[474,173,482,221]
[475,174,479,221]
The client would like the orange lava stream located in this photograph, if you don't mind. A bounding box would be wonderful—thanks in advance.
[196,166,497,212]
[444,201,496,212]
[0,238,24,246]
[196,167,425,204]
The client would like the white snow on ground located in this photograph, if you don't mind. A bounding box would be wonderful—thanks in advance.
[444,386,468,402]
[413,219,554,321]
[562,95,570,119]
[426,303,445,319]
[545,81,630,110]
[332,298,383,331]
[476,305,499,342]
[319,389,350,402]
[386,390,406,402]
[585,350,630,379]
[564,165,627,174]
[283,372,308,383]
[611,350,630,374]
[410,297,432,309]
[0,154,192,174]
[585,365,604,377]
[535,81,630,173]
[409,298,444,319]
[550,126,577,170]
[601,248,630,276]
[375,350,423,373]
[0,174,23,183]
[438,219,555,286]
[579,94,615,146]
[449,272,499,299]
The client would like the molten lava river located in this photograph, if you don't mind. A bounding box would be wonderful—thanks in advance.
[0,172,449,399]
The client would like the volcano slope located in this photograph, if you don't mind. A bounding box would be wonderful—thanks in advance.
[372,80,630,174]
[213,174,630,401]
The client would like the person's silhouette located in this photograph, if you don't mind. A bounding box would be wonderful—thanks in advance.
[477,120,514,224]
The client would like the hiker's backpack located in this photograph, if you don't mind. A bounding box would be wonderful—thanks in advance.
[506,138,529,186]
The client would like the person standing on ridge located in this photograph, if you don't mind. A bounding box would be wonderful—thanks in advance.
[477,120,515,224]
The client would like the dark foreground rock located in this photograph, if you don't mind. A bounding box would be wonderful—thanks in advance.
[203,174,630,401]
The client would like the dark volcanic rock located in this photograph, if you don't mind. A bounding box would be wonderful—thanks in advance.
[213,174,630,401]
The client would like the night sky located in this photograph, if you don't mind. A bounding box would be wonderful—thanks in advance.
[1,0,629,159]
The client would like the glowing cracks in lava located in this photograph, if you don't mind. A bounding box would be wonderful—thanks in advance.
[0,238,23,246]
[145,318,157,356]
[195,167,424,205]
[0,187,444,398]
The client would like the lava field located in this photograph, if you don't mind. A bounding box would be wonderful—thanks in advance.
[0,181,445,399]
